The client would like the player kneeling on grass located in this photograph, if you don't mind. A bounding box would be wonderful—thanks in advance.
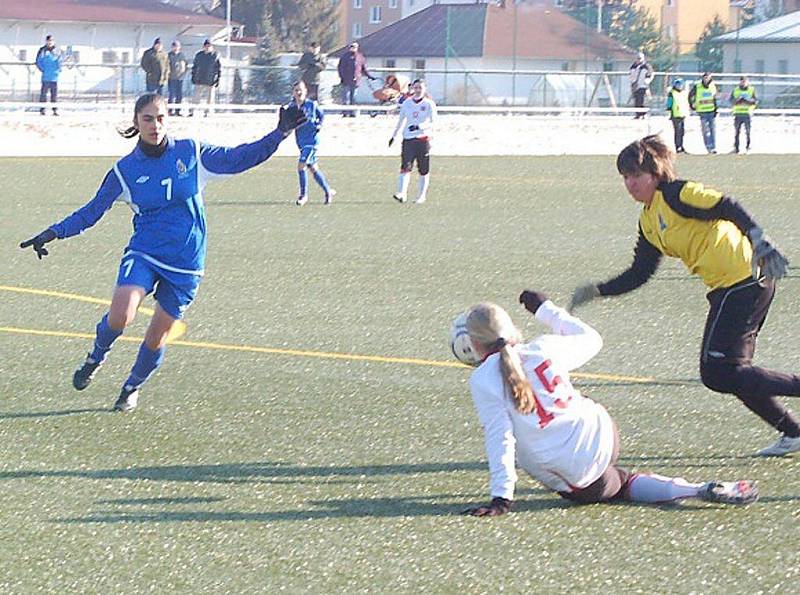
[457,292,757,517]
[570,135,800,458]
[20,92,306,412]
[290,81,335,206]
[389,78,436,205]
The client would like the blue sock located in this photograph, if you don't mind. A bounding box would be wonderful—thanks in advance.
[313,169,331,195]
[89,313,123,363]
[123,343,165,390]
[298,169,308,196]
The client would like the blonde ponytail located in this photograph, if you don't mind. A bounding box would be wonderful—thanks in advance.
[466,303,534,414]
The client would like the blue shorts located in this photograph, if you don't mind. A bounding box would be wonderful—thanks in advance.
[298,145,318,166]
[116,254,201,320]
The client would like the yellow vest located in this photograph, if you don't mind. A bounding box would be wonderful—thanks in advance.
[694,82,717,113]
[732,86,756,115]
[669,88,690,118]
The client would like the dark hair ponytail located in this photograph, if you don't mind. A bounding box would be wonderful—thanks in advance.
[117,93,166,139]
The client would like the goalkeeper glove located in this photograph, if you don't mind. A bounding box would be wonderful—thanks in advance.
[569,283,600,312]
[20,228,57,260]
[277,104,307,134]
[461,497,513,517]
[749,227,788,281]
[519,290,549,315]
[388,137,395,147]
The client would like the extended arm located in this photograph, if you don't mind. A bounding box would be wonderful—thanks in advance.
[598,229,662,296]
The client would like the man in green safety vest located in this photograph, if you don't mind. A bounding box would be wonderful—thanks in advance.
[665,78,690,153]
[689,72,719,154]
[729,76,757,154]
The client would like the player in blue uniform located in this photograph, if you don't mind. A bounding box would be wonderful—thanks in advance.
[291,81,335,206]
[20,93,306,411]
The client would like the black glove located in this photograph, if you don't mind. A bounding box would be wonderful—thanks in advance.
[388,137,395,148]
[519,290,548,315]
[462,497,513,517]
[278,104,307,134]
[20,228,57,260]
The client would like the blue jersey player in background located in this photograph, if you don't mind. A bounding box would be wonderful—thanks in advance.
[291,81,335,206]
[20,93,306,411]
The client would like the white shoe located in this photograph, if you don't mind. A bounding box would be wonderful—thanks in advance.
[415,195,427,204]
[757,434,800,457]
[392,193,406,203]
[295,195,308,206]
[700,480,758,505]
[113,386,139,412]
[324,189,336,205]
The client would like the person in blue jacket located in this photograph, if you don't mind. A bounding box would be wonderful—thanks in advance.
[20,93,306,411]
[290,81,335,206]
[35,35,62,116]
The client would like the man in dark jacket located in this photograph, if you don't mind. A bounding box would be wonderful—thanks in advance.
[297,41,327,101]
[168,40,188,116]
[191,39,222,116]
[141,38,170,95]
[337,41,375,117]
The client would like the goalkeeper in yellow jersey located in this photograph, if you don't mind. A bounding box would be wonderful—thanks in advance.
[570,135,799,457]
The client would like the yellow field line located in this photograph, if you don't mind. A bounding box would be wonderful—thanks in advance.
[0,325,655,383]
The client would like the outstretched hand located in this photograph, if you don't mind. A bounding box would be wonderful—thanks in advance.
[20,228,57,260]
[749,227,789,281]
[461,497,512,517]
[277,104,307,133]
[519,290,548,315]
[569,283,600,312]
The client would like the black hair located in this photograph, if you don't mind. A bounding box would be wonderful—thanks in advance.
[117,93,167,139]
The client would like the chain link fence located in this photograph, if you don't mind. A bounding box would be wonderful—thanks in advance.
[2,61,800,109]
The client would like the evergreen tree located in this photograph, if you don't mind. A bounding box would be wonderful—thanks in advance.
[232,0,340,52]
[245,24,290,103]
[694,16,726,73]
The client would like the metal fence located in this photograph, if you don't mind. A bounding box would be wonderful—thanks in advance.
[2,61,800,109]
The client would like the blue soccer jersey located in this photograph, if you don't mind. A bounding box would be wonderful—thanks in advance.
[294,99,324,149]
[49,129,286,274]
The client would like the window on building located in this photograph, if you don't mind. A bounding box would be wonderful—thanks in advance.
[413,58,426,78]
[353,0,362,8]
[554,0,564,6]
[755,59,765,73]
[389,0,398,8]
[353,22,363,38]
[18,49,27,62]
[561,61,570,71]
[102,50,117,64]
[778,59,788,74]
[384,58,396,69]
[602,61,613,72]
[370,6,382,23]
[69,50,80,63]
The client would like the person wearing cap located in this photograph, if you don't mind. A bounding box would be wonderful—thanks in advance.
[191,39,222,116]
[168,41,188,116]
[140,38,170,95]
[665,77,690,153]
[336,41,376,117]
[629,51,654,119]
[35,34,63,116]
[689,72,719,154]
[730,76,757,155]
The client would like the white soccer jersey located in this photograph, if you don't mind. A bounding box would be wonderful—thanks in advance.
[393,96,437,140]
[468,301,616,499]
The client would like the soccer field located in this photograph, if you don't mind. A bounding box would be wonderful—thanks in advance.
[1,154,799,592]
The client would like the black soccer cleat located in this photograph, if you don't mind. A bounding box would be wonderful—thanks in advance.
[113,385,139,412]
[73,353,104,391]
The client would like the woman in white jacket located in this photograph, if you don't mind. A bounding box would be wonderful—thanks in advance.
[461,290,758,516]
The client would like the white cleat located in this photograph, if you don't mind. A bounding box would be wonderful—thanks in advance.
[295,195,308,206]
[113,386,139,412]
[324,189,336,205]
[757,434,800,457]
[700,480,759,505]
[415,194,427,204]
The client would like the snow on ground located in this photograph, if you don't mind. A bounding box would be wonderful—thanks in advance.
[1,111,798,157]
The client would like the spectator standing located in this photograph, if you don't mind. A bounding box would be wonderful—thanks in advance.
[689,72,719,154]
[35,34,62,116]
[168,41,188,116]
[140,38,170,95]
[665,78,690,153]
[629,51,654,119]
[337,41,376,117]
[730,76,757,154]
[191,39,221,116]
[297,41,327,101]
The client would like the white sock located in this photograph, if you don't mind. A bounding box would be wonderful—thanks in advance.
[627,473,704,503]
[397,172,410,197]
[417,174,430,199]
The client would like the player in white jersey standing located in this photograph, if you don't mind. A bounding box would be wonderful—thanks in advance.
[460,290,758,516]
[388,79,436,204]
